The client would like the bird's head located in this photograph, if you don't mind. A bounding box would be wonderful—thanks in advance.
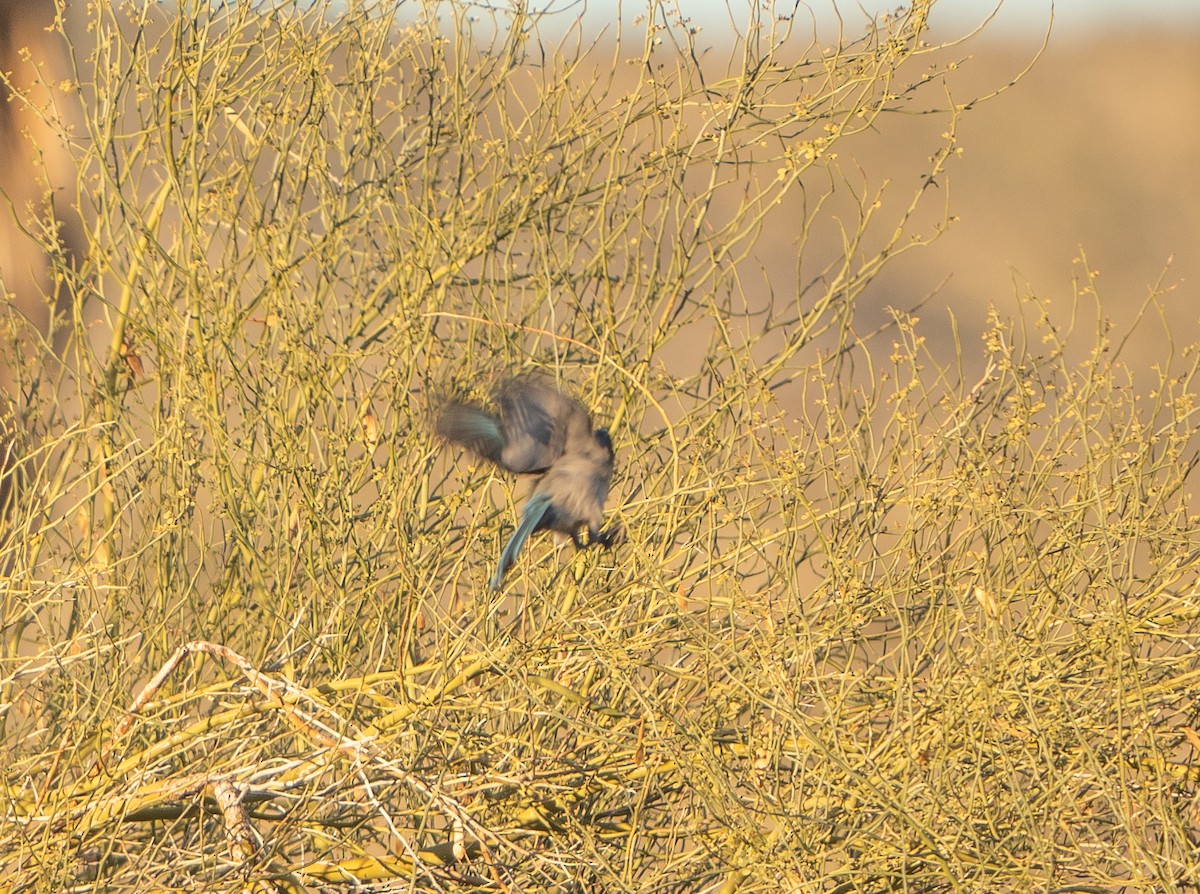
[594,428,614,458]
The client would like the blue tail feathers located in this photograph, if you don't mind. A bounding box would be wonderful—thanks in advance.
[490,492,553,589]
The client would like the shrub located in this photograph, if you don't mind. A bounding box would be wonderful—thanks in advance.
[5,1,1199,891]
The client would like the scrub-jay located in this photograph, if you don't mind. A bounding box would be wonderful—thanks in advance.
[437,377,620,588]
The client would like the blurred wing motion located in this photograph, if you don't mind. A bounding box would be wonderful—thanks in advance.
[435,404,505,466]
[436,376,620,588]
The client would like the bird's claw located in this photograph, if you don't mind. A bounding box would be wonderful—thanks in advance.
[596,523,625,549]
[572,523,624,550]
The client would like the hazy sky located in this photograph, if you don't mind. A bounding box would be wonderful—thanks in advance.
[928,0,1200,32]
[557,2,1200,40]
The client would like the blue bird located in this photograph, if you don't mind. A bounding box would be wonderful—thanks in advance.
[436,377,620,588]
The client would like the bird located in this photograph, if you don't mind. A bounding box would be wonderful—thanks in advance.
[436,377,620,588]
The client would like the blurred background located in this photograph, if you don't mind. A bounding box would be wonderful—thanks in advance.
[562,0,1200,370]
[930,0,1198,33]
[834,0,1200,366]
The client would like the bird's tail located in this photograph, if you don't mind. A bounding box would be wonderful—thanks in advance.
[491,492,553,589]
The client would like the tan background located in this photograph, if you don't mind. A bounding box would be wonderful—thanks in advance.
[847,18,1200,366]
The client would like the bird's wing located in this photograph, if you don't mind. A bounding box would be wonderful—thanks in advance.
[494,378,591,473]
[436,404,504,465]
[491,491,553,589]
